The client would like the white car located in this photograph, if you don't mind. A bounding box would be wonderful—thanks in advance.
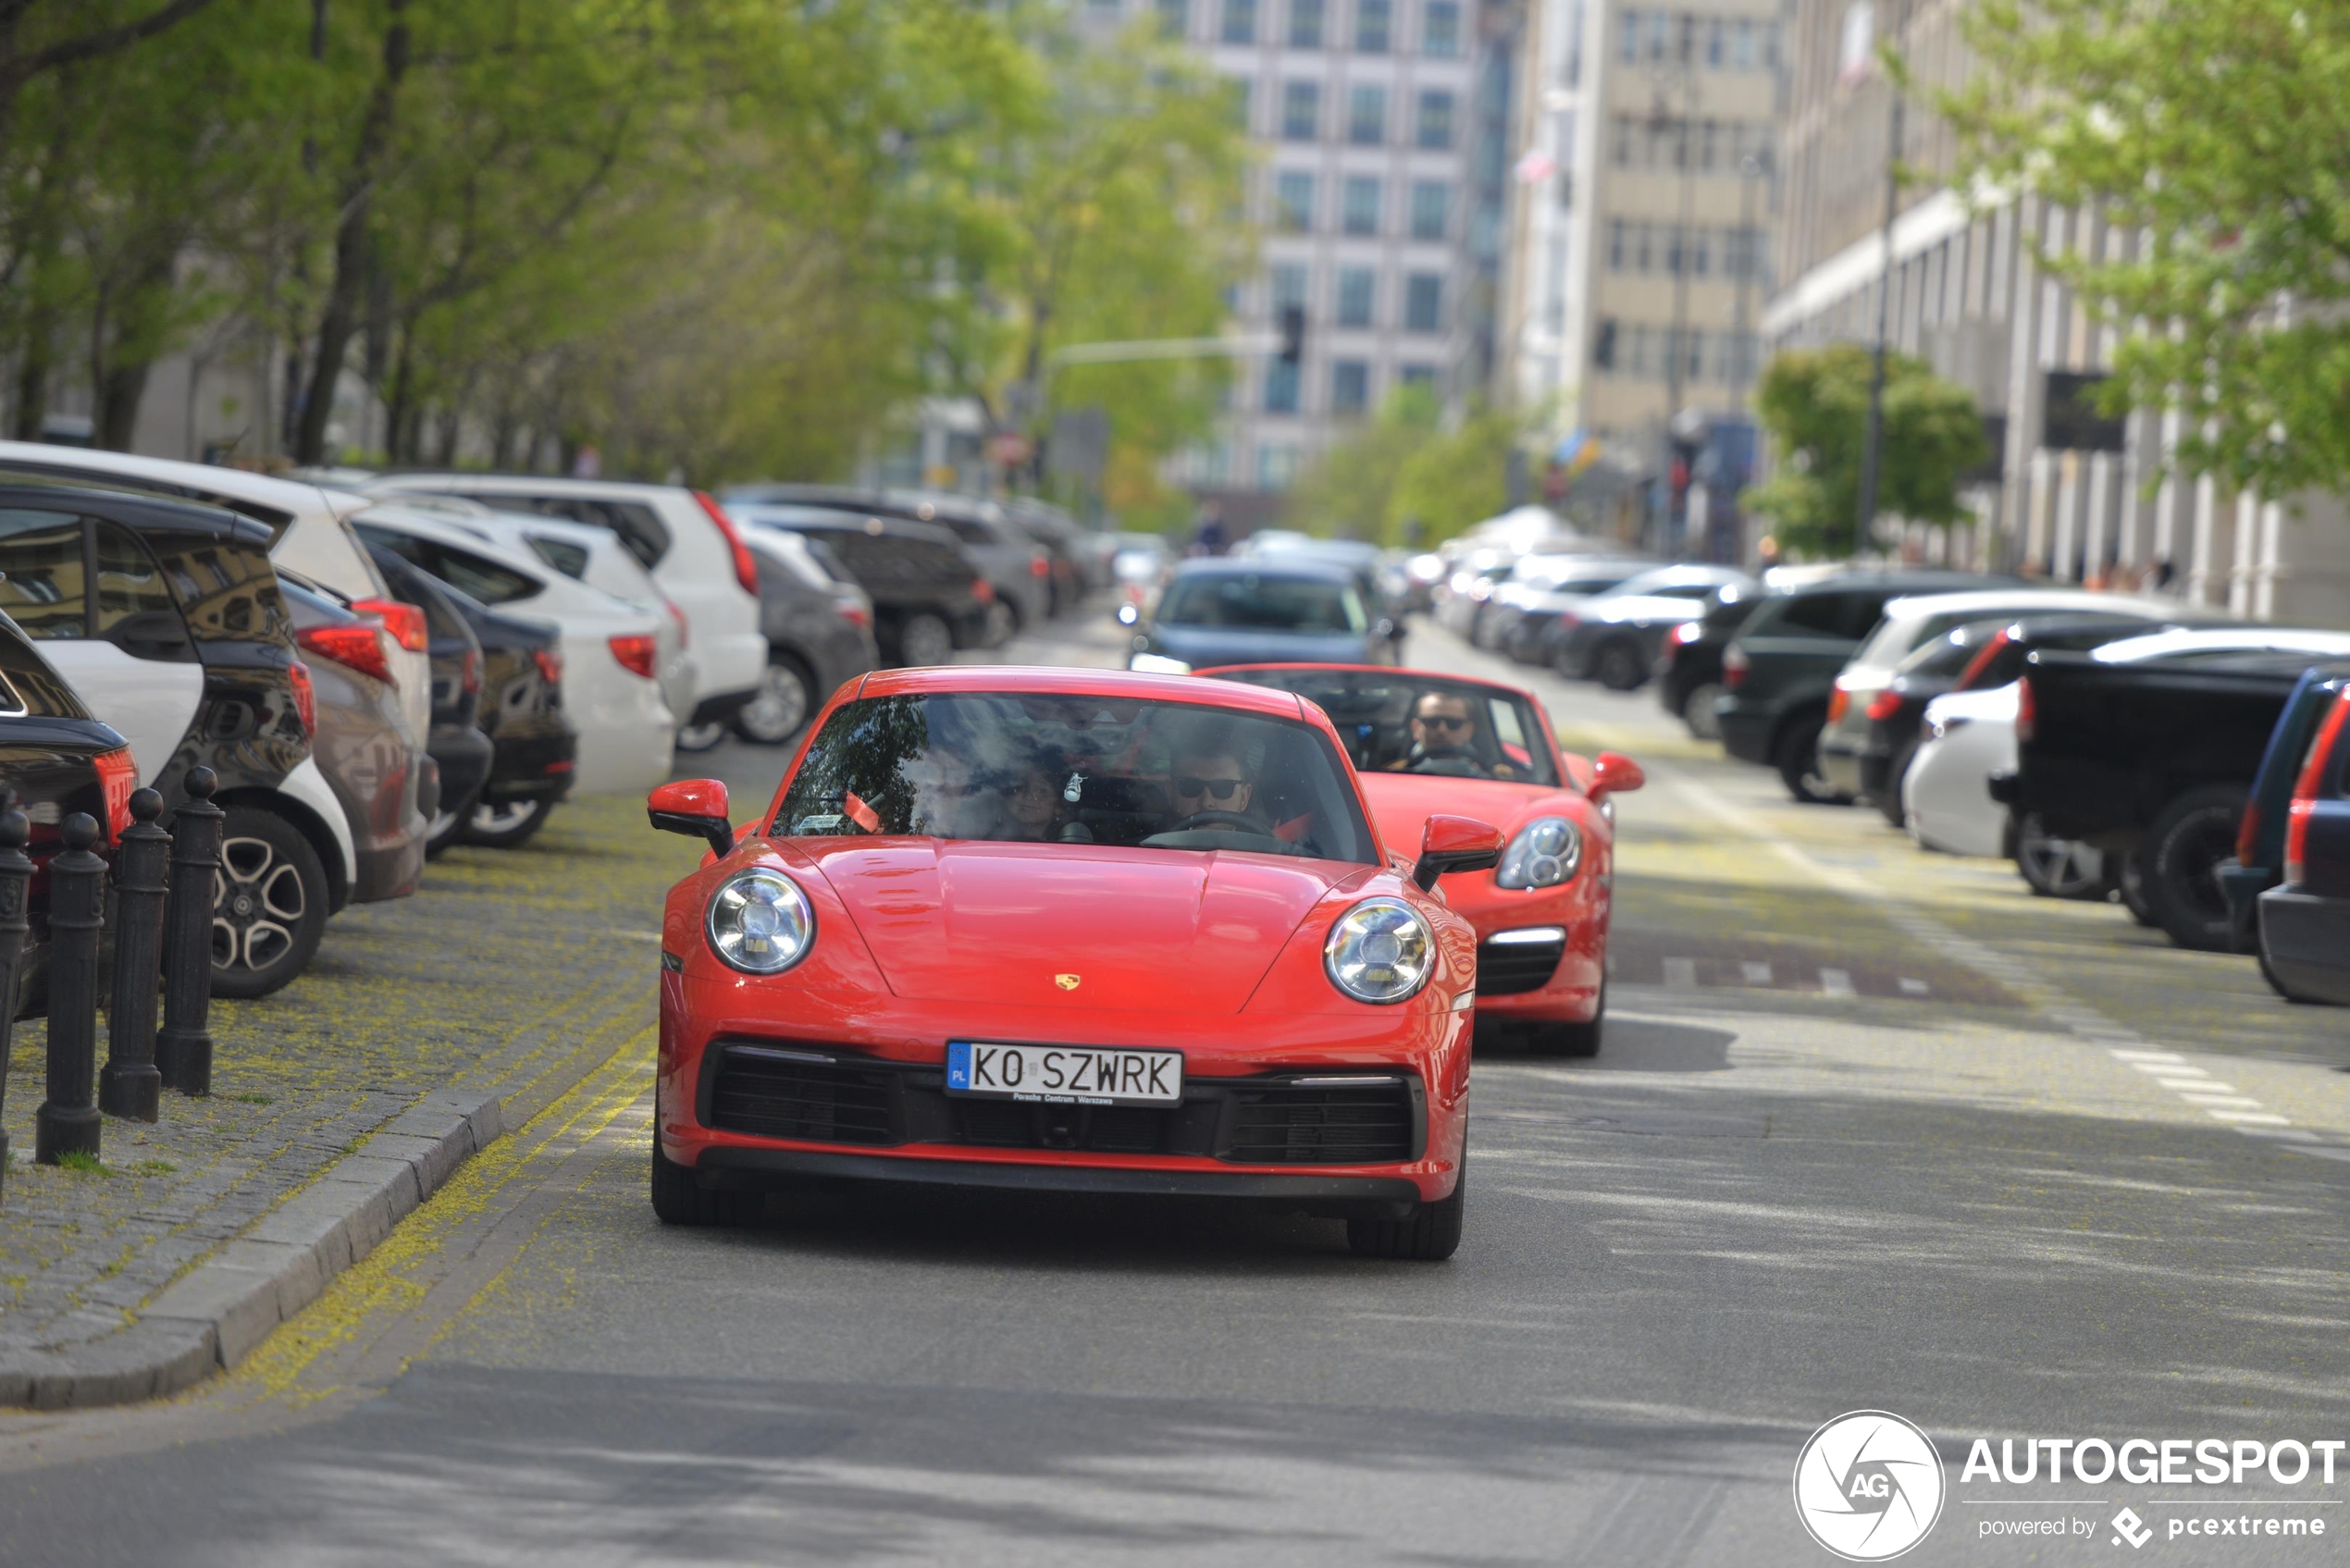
[350,508,677,798]
[1904,684,2022,858]
[362,474,765,749]
[0,443,432,748]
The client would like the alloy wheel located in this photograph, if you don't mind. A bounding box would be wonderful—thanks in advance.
[213,835,307,977]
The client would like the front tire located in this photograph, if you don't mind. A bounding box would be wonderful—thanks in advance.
[896,611,953,668]
[735,655,817,746]
[2015,815,2111,899]
[211,805,329,999]
[1347,1150,1466,1261]
[464,796,553,848]
[1681,680,1723,739]
[2117,847,2158,927]
[1593,638,1647,692]
[2144,785,2248,951]
[650,1139,754,1227]
[1775,711,1851,805]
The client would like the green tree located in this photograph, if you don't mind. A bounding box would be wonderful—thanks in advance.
[1388,401,1529,546]
[1746,344,1989,559]
[1943,0,2350,500]
[1287,384,1441,539]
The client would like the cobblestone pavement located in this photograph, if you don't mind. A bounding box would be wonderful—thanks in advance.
[0,794,698,1367]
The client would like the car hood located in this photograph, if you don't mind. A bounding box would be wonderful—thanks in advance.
[799,839,1364,1010]
[1355,772,1570,859]
[1149,623,1372,668]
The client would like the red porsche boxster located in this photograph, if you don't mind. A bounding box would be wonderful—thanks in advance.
[1207,666,1641,1056]
[645,666,1503,1258]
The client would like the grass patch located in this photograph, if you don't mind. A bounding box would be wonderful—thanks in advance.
[129,1159,178,1177]
[56,1150,108,1177]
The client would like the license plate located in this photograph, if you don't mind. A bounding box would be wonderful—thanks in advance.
[945,1041,1183,1106]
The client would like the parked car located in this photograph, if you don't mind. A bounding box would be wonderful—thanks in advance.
[364,474,766,751]
[732,505,995,666]
[1654,584,1765,738]
[365,545,493,858]
[2256,684,2350,1004]
[0,481,372,997]
[0,611,133,1015]
[1716,570,2018,802]
[735,530,879,746]
[726,485,1049,640]
[0,444,430,747]
[439,583,577,849]
[2222,667,2350,970]
[1001,499,1102,607]
[1123,558,1400,673]
[1478,556,1651,662]
[278,577,429,967]
[1434,548,1527,639]
[1207,664,1642,1056]
[1547,563,1755,688]
[1998,627,2350,949]
[351,510,675,797]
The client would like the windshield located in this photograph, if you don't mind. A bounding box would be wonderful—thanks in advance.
[1156,572,1367,634]
[774,693,1378,863]
[1206,669,1561,786]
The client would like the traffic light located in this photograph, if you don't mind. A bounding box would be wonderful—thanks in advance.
[1277,303,1305,366]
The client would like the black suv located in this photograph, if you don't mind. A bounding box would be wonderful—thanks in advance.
[1717,570,2017,802]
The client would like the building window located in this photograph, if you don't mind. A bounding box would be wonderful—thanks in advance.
[1633,221,1652,271]
[1705,15,1723,65]
[1222,0,1258,44]
[1399,363,1437,391]
[1342,175,1381,234]
[1281,80,1320,139]
[1336,265,1376,326]
[1404,271,1441,332]
[1607,219,1626,270]
[1269,261,1310,313]
[1645,11,1669,59]
[1730,17,1752,67]
[1263,361,1301,414]
[1409,179,1450,240]
[1592,318,1617,370]
[1331,360,1370,415]
[1355,0,1391,52]
[1347,82,1387,143]
[1618,8,1639,62]
[1274,170,1316,231]
[1422,0,1460,56]
[1415,89,1454,149]
[1259,442,1299,488]
[1224,76,1253,130]
[1289,0,1324,46]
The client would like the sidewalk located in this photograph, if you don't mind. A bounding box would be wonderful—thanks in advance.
[0,796,692,1407]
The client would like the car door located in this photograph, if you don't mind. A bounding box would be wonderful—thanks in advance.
[0,508,203,784]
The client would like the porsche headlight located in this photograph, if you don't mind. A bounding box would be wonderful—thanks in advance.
[1494,816,1583,889]
[1323,897,1435,1005]
[706,869,815,974]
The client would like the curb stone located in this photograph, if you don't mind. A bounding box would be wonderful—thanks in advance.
[0,1089,507,1411]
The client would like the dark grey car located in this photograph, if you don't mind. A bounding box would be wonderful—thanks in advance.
[735,529,881,745]
[1125,558,1396,673]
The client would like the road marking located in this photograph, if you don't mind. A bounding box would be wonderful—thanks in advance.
[2157,1077,2227,1091]
[2127,1061,2195,1076]
[1740,961,1772,986]
[2110,1049,2187,1063]
[1898,977,1929,996]
[1819,968,1855,997]
[2207,1110,2293,1126]
[1662,957,1697,989]
[2181,1095,2264,1109]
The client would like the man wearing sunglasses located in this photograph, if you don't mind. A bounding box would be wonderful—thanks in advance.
[1394,690,1517,780]
[1165,733,1259,827]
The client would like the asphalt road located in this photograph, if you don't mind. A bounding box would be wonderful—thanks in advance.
[4,611,2349,1567]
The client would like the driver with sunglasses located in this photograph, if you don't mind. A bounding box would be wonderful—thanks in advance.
[1165,732,1261,830]
[1391,690,1517,780]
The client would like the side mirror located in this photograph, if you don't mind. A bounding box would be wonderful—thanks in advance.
[1412,813,1504,891]
[1115,602,1140,626]
[1589,751,1645,803]
[649,778,735,856]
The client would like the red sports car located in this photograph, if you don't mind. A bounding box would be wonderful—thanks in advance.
[1206,665,1641,1056]
[645,666,1503,1259]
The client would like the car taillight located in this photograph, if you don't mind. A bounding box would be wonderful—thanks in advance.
[2015,677,2035,744]
[352,597,427,653]
[1865,689,1903,722]
[1827,688,1849,722]
[2282,693,2350,886]
[289,661,317,736]
[1558,611,1580,629]
[297,623,394,685]
[693,489,761,597]
[971,576,995,604]
[461,648,481,696]
[1956,628,2010,690]
[1723,643,1749,690]
[1029,555,1052,577]
[533,648,564,689]
[608,633,659,680]
[836,599,872,629]
[93,747,136,844]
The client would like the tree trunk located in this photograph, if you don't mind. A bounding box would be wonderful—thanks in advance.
[11,303,49,440]
[383,315,416,463]
[292,0,412,464]
[92,244,180,451]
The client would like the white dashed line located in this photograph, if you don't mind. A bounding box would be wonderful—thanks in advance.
[2207,1110,2294,1126]
[1819,969,1856,997]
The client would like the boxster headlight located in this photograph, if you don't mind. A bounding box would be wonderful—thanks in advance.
[1324,897,1435,1004]
[1494,816,1583,889]
[707,869,815,974]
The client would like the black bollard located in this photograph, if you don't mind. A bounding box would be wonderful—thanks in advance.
[0,809,31,1200]
[99,788,169,1122]
[156,766,222,1097]
[34,812,105,1165]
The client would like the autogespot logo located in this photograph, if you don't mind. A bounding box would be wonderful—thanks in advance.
[1794,1411,1948,1561]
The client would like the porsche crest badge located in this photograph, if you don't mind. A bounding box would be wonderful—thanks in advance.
[1054,973,1082,991]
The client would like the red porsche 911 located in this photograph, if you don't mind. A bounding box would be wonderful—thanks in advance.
[1207,666,1641,1056]
[645,666,1503,1259]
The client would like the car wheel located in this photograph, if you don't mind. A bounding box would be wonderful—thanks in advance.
[897,611,953,668]
[649,1138,757,1227]
[2116,846,2158,926]
[1594,639,1647,692]
[2144,785,2249,951]
[1874,739,1922,828]
[1347,1146,1466,1261]
[464,796,552,849]
[982,600,1018,647]
[1774,711,1852,805]
[674,720,728,753]
[425,805,467,860]
[1680,681,1723,740]
[2015,816,2110,899]
[735,656,817,746]
[211,806,329,999]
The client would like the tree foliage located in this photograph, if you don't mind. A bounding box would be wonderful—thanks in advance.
[1746,344,1989,559]
[1285,387,1534,546]
[1943,0,2350,500]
